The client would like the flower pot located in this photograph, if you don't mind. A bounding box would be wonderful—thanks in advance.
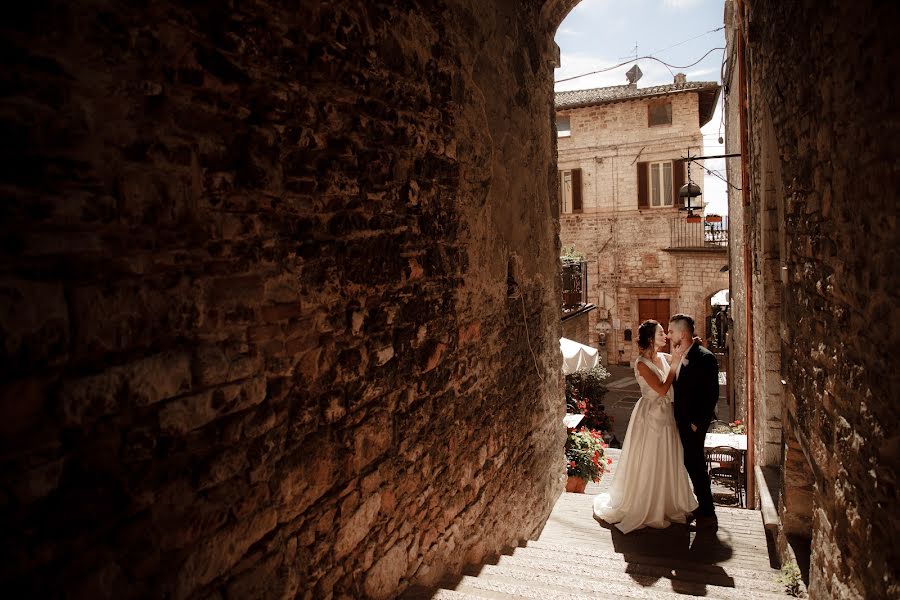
[566,475,588,493]
[686,215,702,223]
[705,215,722,223]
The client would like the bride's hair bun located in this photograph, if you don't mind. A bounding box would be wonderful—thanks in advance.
[637,319,659,351]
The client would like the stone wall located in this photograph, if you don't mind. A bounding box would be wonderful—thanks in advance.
[722,2,747,422]
[729,1,900,597]
[0,1,566,597]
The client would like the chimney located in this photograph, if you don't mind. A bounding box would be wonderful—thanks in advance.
[674,73,687,86]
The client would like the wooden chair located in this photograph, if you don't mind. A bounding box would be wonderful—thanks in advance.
[707,445,744,507]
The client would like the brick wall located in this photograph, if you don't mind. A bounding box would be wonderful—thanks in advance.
[561,308,593,346]
[728,1,900,597]
[0,2,565,597]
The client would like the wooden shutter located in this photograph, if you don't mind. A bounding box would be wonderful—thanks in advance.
[637,162,649,209]
[571,168,582,212]
[672,159,685,206]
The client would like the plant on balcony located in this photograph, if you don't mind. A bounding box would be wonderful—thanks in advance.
[705,213,723,223]
[565,365,613,433]
[728,420,746,434]
[560,245,585,264]
[565,427,611,492]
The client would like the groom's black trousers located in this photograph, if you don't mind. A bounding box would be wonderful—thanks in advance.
[678,421,715,516]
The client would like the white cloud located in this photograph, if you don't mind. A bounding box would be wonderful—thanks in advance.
[686,68,716,79]
[662,0,704,9]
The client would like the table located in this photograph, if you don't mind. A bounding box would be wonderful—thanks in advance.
[704,432,747,451]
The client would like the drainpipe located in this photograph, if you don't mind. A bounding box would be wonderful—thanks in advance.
[736,0,755,506]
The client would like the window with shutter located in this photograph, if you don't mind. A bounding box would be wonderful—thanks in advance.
[559,170,572,213]
[648,102,673,126]
[637,162,649,209]
[672,159,685,206]
[572,168,582,212]
[645,161,675,207]
[559,168,583,213]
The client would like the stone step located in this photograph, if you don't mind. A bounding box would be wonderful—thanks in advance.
[538,520,770,546]
[455,562,786,600]
[446,572,700,599]
[407,491,782,600]
[402,587,499,600]
[518,542,781,583]
[535,533,772,563]
[494,551,785,596]
[533,533,774,568]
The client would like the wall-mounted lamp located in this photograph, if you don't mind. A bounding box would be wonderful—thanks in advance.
[679,150,703,222]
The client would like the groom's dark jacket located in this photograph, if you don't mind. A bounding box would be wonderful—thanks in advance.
[672,342,719,427]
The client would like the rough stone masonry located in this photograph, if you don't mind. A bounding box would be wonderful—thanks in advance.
[0,1,569,597]
[729,1,900,598]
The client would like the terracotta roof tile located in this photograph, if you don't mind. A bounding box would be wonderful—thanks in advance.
[555,81,719,109]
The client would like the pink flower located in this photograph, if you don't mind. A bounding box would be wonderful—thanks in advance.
[607,458,613,465]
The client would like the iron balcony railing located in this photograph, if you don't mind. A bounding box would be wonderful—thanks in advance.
[561,259,587,310]
[669,216,729,248]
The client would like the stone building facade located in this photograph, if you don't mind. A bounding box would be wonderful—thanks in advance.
[556,81,729,365]
[724,1,899,598]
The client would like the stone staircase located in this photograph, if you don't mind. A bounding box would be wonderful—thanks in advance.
[405,451,786,599]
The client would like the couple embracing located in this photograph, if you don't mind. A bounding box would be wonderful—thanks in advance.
[593,314,720,533]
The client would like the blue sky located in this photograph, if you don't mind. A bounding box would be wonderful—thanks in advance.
[555,0,728,214]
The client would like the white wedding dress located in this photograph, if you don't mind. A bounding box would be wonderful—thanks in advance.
[593,354,699,533]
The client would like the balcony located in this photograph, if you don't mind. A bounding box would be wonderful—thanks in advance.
[668,216,729,250]
[560,258,596,344]
[561,259,587,310]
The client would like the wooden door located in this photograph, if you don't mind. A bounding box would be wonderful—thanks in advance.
[638,299,671,353]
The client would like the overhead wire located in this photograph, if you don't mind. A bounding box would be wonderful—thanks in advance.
[555,47,725,83]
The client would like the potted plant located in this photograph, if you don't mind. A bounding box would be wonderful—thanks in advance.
[705,213,723,223]
[565,427,611,493]
[729,419,746,434]
[565,365,614,434]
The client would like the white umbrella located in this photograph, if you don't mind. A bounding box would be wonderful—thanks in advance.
[560,337,599,375]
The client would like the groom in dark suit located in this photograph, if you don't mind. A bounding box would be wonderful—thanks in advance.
[668,314,720,524]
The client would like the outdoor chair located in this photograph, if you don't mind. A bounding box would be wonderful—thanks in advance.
[707,445,744,507]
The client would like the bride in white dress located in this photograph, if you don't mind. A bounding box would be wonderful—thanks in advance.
[593,319,699,533]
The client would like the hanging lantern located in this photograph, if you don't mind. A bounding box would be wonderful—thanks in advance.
[679,152,703,222]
